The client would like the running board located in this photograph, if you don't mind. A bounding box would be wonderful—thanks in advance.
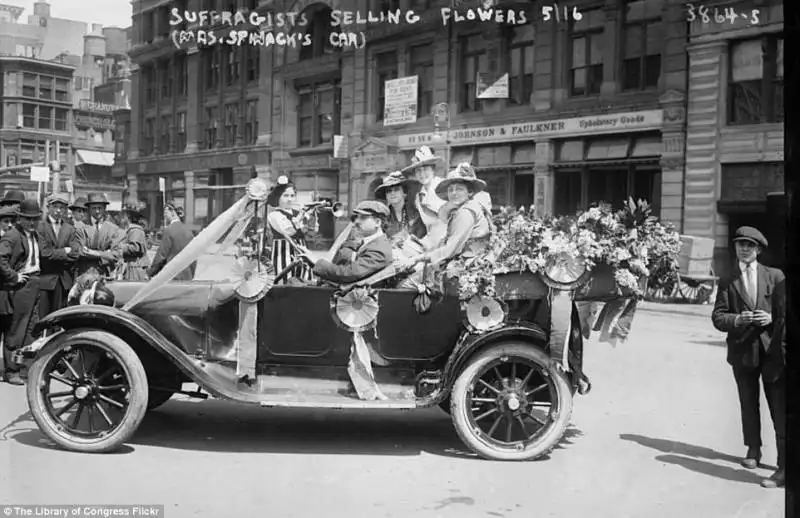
[258,393,416,409]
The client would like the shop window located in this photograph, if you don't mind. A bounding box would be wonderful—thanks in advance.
[375,51,398,120]
[38,106,52,130]
[630,134,662,157]
[224,103,240,146]
[244,99,259,145]
[204,106,219,149]
[299,5,337,61]
[176,112,187,151]
[409,44,433,117]
[459,34,487,112]
[728,35,783,125]
[622,1,662,91]
[54,108,68,131]
[55,78,70,102]
[514,173,534,209]
[588,169,628,209]
[504,23,535,105]
[22,73,37,97]
[246,46,259,82]
[480,171,509,208]
[39,76,53,100]
[568,8,604,97]
[21,103,36,128]
[554,170,582,216]
[204,48,220,91]
[585,138,630,160]
[633,169,660,214]
[296,81,341,148]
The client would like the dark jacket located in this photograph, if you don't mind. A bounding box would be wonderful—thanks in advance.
[148,220,196,281]
[314,232,393,284]
[37,219,80,292]
[0,227,34,314]
[712,262,785,381]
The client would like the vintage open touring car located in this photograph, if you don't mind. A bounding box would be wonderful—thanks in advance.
[16,179,619,461]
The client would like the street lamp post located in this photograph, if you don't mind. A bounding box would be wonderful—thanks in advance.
[433,102,450,172]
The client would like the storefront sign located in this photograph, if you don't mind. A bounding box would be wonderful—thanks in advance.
[75,113,114,130]
[79,100,123,113]
[398,110,664,148]
[133,149,270,175]
[384,76,418,126]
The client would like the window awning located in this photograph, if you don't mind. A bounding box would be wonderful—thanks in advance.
[76,150,114,167]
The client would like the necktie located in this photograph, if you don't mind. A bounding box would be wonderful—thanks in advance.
[28,234,37,270]
[745,264,756,305]
[91,222,101,249]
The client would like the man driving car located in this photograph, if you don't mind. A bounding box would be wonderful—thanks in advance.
[298,201,393,284]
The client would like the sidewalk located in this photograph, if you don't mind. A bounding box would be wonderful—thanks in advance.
[638,300,714,318]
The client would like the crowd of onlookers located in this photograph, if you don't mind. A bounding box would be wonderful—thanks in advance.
[0,190,194,385]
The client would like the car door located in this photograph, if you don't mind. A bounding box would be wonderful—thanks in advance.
[259,284,353,365]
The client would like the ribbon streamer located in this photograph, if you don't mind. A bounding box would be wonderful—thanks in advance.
[549,289,573,371]
[348,332,387,400]
[235,301,259,379]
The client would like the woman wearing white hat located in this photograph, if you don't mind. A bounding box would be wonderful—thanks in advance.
[405,162,494,267]
[399,146,448,248]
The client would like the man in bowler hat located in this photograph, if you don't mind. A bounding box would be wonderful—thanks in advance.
[0,199,42,384]
[0,205,17,378]
[38,193,80,316]
[712,226,786,488]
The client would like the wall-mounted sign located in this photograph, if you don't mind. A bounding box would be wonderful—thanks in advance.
[75,113,114,130]
[352,153,391,173]
[477,73,509,99]
[79,99,123,113]
[398,110,664,148]
[384,76,418,127]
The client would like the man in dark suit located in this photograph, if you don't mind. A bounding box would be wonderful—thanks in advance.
[300,201,393,284]
[77,193,123,277]
[148,202,195,281]
[712,226,785,488]
[0,200,42,385]
[38,194,80,317]
[0,205,17,379]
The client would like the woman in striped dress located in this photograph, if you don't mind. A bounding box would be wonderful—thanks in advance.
[266,176,314,284]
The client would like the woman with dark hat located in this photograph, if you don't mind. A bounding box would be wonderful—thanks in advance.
[404,162,494,267]
[266,175,313,284]
[374,171,426,243]
[0,190,26,209]
[114,201,150,281]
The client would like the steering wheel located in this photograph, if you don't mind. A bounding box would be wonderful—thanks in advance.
[273,256,313,285]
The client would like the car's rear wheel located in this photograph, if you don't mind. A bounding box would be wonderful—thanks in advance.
[26,329,148,453]
[450,342,573,461]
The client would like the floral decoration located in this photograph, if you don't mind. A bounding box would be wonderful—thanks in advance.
[441,198,682,301]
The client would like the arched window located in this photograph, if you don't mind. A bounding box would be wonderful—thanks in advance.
[299,4,337,61]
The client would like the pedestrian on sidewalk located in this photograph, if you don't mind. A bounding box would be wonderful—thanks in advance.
[75,193,124,278]
[38,194,80,317]
[0,200,42,385]
[0,205,17,376]
[711,226,785,488]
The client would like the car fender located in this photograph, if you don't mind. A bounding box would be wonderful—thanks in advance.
[442,323,548,390]
[33,305,239,402]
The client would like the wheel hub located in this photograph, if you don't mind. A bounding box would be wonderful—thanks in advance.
[507,395,521,411]
[74,386,91,400]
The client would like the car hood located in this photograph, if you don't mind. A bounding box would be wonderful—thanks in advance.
[108,281,238,318]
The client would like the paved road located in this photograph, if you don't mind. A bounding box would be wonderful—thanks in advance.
[0,304,784,518]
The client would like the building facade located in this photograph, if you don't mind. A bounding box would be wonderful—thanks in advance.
[127,0,688,241]
[0,1,98,60]
[0,56,73,198]
[684,0,783,275]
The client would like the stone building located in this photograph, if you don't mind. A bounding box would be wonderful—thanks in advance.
[0,1,97,60]
[684,0,784,274]
[126,0,689,241]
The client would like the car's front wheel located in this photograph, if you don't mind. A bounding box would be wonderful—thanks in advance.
[450,342,573,461]
[26,329,149,453]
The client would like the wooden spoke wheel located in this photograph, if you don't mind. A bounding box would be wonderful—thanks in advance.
[450,343,573,461]
[26,329,148,453]
[677,270,717,304]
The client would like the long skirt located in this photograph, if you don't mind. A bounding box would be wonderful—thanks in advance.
[271,238,314,284]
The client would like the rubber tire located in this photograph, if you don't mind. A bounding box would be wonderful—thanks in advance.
[450,343,573,461]
[26,329,149,453]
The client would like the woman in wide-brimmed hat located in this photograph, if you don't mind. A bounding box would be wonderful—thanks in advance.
[265,175,313,284]
[113,201,150,281]
[398,146,447,248]
[373,171,426,242]
[405,162,495,267]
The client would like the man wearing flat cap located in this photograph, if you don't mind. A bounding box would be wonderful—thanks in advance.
[712,225,786,488]
[298,200,393,284]
[68,197,89,246]
[0,199,43,384]
[38,193,80,317]
[75,193,123,278]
